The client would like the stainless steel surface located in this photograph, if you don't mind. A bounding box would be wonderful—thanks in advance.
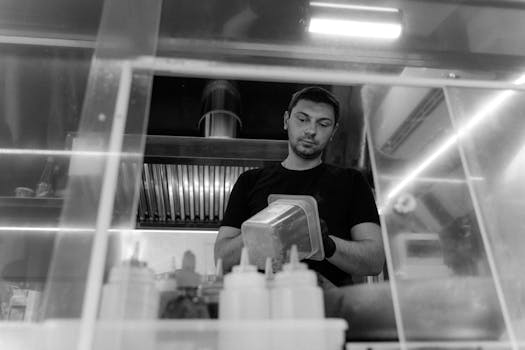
[177,165,185,220]
[188,165,195,221]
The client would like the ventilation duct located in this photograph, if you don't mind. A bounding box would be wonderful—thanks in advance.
[199,80,242,138]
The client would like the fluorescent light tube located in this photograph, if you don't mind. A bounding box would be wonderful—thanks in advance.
[309,18,402,39]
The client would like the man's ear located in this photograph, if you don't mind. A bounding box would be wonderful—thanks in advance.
[283,111,289,130]
[330,122,339,140]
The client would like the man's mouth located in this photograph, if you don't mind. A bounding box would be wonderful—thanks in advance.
[299,139,316,146]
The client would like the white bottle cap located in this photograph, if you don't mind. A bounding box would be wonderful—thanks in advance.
[224,248,265,288]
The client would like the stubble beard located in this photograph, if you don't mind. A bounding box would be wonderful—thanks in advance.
[290,140,323,160]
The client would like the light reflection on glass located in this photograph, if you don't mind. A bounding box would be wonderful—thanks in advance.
[384,74,525,205]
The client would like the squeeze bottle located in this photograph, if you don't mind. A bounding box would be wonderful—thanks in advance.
[99,243,159,320]
[218,247,270,320]
[271,245,324,319]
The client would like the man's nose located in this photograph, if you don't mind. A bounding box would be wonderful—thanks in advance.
[304,123,317,136]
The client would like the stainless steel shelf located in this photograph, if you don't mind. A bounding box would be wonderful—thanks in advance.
[0,197,63,227]
[144,135,288,165]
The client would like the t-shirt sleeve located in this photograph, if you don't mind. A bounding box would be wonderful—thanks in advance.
[221,171,252,228]
[348,170,380,227]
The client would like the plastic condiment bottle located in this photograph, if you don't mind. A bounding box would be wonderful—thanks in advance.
[156,257,178,318]
[99,243,159,319]
[199,258,224,319]
[270,245,324,319]
[218,247,270,320]
[174,250,202,288]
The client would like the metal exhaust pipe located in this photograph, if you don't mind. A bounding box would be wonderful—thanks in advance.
[199,80,242,138]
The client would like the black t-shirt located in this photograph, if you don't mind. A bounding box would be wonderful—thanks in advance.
[221,163,380,286]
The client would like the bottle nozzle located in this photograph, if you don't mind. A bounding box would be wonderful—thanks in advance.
[127,241,145,267]
[283,245,306,271]
[216,258,224,277]
[290,245,299,265]
[265,257,273,280]
[232,247,257,273]
[240,247,249,266]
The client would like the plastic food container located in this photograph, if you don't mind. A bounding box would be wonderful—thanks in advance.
[241,194,324,271]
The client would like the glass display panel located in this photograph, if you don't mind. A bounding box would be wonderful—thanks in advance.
[365,84,509,342]
[2,0,525,349]
[1,1,161,349]
[0,44,90,322]
[0,0,102,38]
[39,0,162,335]
[446,86,525,344]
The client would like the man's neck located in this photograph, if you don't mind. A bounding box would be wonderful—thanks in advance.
[281,154,322,170]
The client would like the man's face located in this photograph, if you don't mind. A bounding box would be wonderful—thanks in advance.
[284,99,337,160]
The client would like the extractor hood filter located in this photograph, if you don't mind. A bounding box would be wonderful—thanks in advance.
[138,163,256,226]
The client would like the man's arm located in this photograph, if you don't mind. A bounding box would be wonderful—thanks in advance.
[214,226,243,272]
[326,222,385,276]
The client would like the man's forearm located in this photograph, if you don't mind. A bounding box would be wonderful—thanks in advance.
[214,234,244,272]
[327,235,385,276]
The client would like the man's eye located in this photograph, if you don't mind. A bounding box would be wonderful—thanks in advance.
[296,116,307,122]
[319,122,332,127]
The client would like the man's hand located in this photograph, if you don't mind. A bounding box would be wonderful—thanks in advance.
[214,226,243,272]
[327,222,385,276]
[320,218,336,258]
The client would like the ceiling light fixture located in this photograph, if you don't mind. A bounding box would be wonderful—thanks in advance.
[309,18,402,39]
[308,1,402,39]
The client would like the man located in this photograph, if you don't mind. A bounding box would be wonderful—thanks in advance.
[214,86,384,286]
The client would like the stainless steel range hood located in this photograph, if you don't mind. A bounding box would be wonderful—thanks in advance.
[138,76,288,227]
[137,135,288,227]
[138,163,254,225]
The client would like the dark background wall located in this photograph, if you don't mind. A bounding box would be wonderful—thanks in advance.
[147,76,364,168]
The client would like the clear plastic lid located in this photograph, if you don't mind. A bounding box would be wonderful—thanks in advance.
[241,195,324,271]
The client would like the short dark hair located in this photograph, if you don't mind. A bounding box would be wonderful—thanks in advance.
[287,86,340,123]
